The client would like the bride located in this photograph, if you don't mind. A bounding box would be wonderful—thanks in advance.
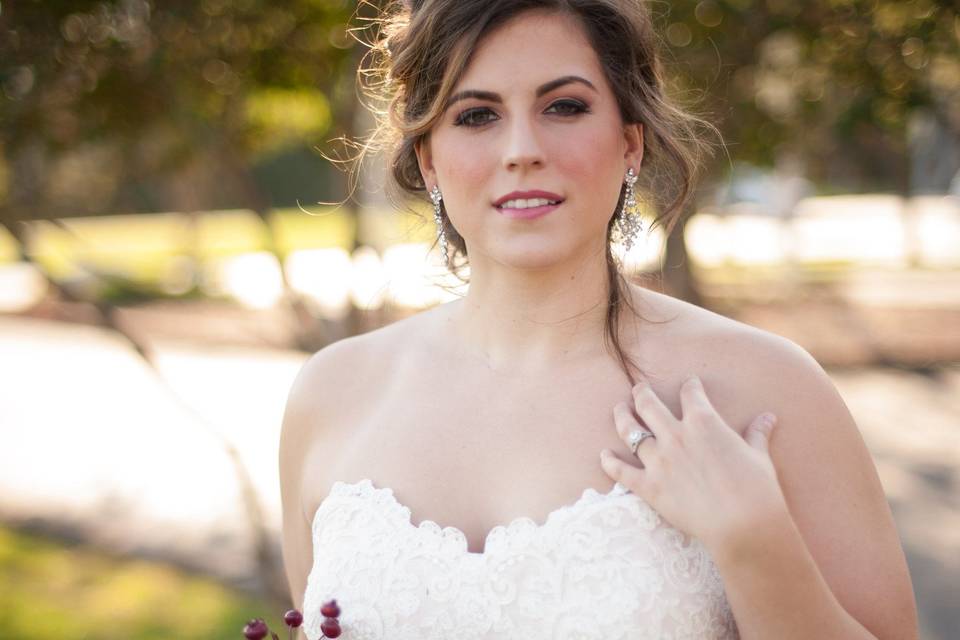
[279,1,919,638]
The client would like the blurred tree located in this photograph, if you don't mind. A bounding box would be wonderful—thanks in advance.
[650,0,959,294]
[0,0,365,606]
[0,0,368,344]
[0,0,365,214]
[657,0,959,191]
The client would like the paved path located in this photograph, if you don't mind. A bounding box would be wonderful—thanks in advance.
[0,316,956,638]
[0,316,303,592]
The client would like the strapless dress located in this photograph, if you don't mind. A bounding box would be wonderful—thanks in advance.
[302,478,739,639]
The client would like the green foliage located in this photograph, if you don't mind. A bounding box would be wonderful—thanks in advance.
[0,525,284,640]
[19,208,357,292]
[0,0,359,215]
[245,88,333,157]
[652,0,959,189]
[1,0,957,216]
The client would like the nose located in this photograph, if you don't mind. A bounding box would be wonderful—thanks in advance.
[502,114,545,171]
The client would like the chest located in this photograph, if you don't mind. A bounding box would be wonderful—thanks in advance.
[303,342,758,555]
[305,358,638,554]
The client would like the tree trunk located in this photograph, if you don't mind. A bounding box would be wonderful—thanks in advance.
[661,206,704,306]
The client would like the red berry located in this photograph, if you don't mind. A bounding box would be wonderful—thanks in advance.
[243,618,269,640]
[283,609,303,628]
[320,599,341,618]
[320,617,341,638]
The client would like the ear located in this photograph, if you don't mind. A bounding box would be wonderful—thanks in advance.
[414,135,437,189]
[623,122,644,173]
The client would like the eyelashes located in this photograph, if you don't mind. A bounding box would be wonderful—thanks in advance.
[453,99,590,128]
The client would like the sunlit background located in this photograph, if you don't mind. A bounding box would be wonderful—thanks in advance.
[1,1,959,639]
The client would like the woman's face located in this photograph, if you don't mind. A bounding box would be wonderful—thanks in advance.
[415,9,643,270]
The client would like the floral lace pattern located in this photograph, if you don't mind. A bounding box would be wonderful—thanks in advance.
[303,478,739,640]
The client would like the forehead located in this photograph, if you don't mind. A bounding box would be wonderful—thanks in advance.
[456,9,605,91]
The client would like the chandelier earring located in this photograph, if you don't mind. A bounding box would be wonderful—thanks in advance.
[429,185,449,266]
[615,167,643,251]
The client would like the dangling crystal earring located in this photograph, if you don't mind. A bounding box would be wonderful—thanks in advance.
[615,167,643,251]
[429,185,449,266]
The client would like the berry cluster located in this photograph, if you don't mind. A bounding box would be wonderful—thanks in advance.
[243,599,341,639]
[318,599,342,638]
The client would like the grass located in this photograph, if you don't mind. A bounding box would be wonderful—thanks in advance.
[18,208,357,283]
[0,525,289,640]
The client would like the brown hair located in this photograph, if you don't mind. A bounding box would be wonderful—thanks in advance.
[339,0,719,385]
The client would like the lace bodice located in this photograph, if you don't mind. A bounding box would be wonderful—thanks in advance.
[302,478,739,640]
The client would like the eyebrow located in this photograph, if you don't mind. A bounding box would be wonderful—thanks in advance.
[444,75,598,111]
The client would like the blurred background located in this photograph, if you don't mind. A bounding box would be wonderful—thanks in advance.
[1,0,958,638]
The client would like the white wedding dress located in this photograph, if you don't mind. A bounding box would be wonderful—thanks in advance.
[302,478,740,640]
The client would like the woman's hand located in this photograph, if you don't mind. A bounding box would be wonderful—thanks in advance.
[599,374,790,555]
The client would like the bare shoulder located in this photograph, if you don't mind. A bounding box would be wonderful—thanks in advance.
[685,299,849,434]
[637,285,816,367]
[283,308,436,423]
[286,331,383,419]
[278,332,382,503]
[633,286,830,427]
[280,305,448,472]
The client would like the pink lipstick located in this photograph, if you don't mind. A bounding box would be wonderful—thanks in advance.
[493,190,564,220]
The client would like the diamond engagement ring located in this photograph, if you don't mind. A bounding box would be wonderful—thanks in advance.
[628,429,655,457]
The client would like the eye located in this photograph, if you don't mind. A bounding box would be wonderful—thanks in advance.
[453,107,497,127]
[452,99,590,128]
[546,99,589,116]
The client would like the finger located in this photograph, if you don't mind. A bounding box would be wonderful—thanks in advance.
[679,375,718,425]
[613,401,656,460]
[599,448,648,493]
[744,412,778,453]
[631,380,676,436]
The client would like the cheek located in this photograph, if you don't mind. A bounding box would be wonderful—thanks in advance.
[556,139,607,178]
[434,141,493,204]
[433,126,484,168]
[448,158,490,196]
[432,149,497,240]
[550,125,624,213]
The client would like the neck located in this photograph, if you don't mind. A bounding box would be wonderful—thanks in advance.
[445,248,637,375]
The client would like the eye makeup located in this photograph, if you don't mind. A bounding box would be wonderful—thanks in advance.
[452,98,591,127]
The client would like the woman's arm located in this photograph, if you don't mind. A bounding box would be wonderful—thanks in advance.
[716,334,919,640]
[279,341,360,626]
[279,355,322,616]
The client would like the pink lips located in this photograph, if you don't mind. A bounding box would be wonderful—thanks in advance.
[496,201,561,219]
[493,190,564,220]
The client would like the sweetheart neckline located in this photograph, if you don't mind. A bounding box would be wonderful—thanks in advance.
[312,478,636,556]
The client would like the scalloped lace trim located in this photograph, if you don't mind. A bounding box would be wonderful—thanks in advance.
[303,476,740,639]
[317,477,639,556]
